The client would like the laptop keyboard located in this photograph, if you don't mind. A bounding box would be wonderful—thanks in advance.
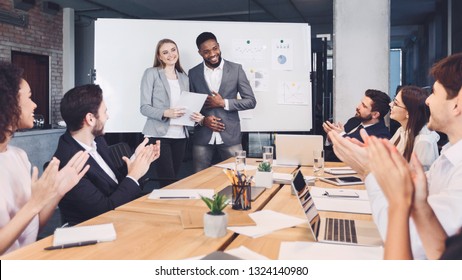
[324,218,358,244]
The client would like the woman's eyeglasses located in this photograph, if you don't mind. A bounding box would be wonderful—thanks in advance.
[391,98,406,109]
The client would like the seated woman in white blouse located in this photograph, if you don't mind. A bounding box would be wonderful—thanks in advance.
[389,85,440,170]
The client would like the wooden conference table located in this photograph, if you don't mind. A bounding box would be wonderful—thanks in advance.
[1,159,372,260]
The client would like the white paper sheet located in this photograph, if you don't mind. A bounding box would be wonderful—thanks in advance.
[169,91,207,127]
[273,172,316,185]
[148,189,214,200]
[227,210,306,238]
[278,241,384,260]
[53,223,116,246]
[214,162,257,171]
[310,187,372,214]
[225,246,270,260]
[324,166,357,175]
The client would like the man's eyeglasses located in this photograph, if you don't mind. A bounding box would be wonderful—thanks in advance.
[391,98,406,109]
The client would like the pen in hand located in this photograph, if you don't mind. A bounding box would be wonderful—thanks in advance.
[44,240,98,250]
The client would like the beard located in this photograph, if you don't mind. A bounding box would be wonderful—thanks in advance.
[204,54,222,69]
[91,120,105,137]
[356,111,373,122]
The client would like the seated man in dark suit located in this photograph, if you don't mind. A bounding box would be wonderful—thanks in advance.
[323,89,391,161]
[54,84,160,225]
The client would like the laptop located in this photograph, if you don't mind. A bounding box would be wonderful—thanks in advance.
[291,170,382,246]
[275,135,323,166]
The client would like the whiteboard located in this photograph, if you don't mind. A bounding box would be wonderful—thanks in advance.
[94,19,312,132]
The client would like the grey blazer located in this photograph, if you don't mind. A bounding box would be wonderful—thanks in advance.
[140,67,189,137]
[188,60,257,146]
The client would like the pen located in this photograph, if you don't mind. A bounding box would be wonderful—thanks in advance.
[323,191,359,198]
[44,240,98,250]
[159,196,194,199]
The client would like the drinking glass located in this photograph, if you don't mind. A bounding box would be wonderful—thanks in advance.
[313,150,324,177]
[33,114,45,129]
[262,146,273,166]
[235,150,247,174]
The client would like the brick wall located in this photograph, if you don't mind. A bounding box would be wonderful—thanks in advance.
[0,0,63,124]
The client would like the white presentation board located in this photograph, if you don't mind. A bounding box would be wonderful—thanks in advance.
[94,19,312,132]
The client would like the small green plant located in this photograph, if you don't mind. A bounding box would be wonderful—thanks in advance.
[201,194,228,215]
[258,161,272,172]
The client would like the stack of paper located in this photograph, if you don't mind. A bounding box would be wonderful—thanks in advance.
[148,189,214,200]
[227,210,306,238]
[53,223,116,246]
[279,242,384,260]
[310,186,372,214]
[324,166,357,175]
[273,173,315,184]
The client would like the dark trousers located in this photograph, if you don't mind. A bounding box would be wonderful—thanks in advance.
[148,137,187,188]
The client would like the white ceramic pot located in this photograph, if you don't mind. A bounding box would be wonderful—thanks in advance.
[203,212,228,238]
[255,171,273,188]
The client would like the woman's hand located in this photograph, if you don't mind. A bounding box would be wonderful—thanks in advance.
[190,112,204,124]
[163,107,186,119]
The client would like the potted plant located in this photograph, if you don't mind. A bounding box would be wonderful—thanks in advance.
[201,194,229,238]
[255,161,273,188]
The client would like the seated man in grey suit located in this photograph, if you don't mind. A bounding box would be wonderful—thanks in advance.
[189,32,257,172]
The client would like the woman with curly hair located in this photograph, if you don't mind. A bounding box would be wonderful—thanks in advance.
[0,61,90,255]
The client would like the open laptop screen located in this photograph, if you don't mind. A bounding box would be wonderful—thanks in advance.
[292,170,321,239]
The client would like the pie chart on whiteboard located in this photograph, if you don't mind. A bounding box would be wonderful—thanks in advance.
[277,55,287,64]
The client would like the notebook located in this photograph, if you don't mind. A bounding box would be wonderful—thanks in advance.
[53,223,117,246]
[291,170,382,246]
[275,134,323,166]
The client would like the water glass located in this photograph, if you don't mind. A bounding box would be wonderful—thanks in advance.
[313,150,324,177]
[262,146,273,166]
[235,150,247,173]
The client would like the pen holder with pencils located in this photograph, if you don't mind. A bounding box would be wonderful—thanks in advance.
[232,183,251,210]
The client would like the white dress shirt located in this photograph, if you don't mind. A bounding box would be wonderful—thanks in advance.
[365,139,462,259]
[74,139,119,184]
[389,125,440,170]
[203,59,230,145]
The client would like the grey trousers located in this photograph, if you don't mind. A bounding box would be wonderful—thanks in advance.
[192,144,243,173]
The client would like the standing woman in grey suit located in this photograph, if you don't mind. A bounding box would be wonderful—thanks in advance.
[140,39,203,187]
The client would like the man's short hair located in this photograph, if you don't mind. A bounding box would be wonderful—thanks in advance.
[430,53,462,100]
[196,32,217,49]
[365,89,390,120]
[60,84,103,132]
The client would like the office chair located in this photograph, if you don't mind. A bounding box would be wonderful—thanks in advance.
[107,142,177,191]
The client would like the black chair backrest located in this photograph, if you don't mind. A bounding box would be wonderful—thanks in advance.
[108,142,133,170]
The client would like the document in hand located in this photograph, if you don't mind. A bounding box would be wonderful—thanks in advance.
[169,91,207,126]
[53,223,116,246]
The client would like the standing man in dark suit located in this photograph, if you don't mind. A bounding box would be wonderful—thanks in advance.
[189,32,257,172]
[53,84,160,225]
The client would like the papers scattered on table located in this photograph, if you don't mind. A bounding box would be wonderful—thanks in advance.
[227,210,306,238]
[214,162,257,171]
[324,166,357,175]
[169,91,207,127]
[278,242,384,260]
[53,223,116,246]
[310,186,372,214]
[148,189,214,200]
